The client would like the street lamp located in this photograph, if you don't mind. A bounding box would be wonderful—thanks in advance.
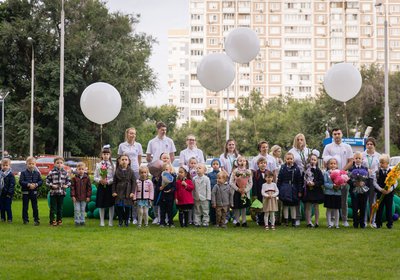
[375,1,390,155]
[0,89,10,158]
[58,0,65,156]
[27,37,34,157]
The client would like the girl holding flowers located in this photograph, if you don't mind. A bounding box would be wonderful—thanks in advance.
[230,156,252,227]
[94,145,115,227]
[324,158,348,229]
[348,152,369,228]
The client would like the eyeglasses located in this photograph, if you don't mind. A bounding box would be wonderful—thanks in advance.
[187,139,196,141]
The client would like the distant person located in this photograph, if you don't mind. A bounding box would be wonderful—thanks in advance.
[46,157,71,226]
[252,157,269,226]
[0,158,16,223]
[361,137,380,227]
[134,166,154,228]
[94,145,115,227]
[220,139,240,175]
[262,171,279,231]
[70,162,92,226]
[270,145,283,170]
[112,154,136,227]
[179,134,205,166]
[251,141,278,181]
[322,128,353,227]
[211,171,230,228]
[19,156,43,226]
[146,121,176,163]
[193,163,211,227]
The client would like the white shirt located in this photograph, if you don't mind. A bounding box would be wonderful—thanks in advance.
[322,142,353,170]
[362,151,381,178]
[179,147,205,165]
[219,153,238,175]
[251,154,278,172]
[118,141,143,173]
[288,147,312,173]
[146,136,176,163]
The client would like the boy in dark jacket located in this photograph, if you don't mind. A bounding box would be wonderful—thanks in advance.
[19,156,43,225]
[0,158,16,223]
[71,162,92,226]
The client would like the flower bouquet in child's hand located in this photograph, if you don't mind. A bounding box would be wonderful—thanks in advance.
[235,169,251,206]
[350,168,369,194]
[330,170,349,191]
[304,165,315,190]
[100,164,108,182]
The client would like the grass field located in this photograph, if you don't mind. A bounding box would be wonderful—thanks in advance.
[0,199,399,280]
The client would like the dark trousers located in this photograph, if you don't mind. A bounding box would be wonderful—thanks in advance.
[160,199,174,226]
[350,191,368,228]
[376,192,394,228]
[177,204,192,227]
[49,195,64,223]
[22,193,39,222]
[116,206,130,226]
[209,204,216,225]
[0,196,12,221]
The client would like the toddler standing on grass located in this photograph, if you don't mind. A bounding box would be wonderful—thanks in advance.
[135,166,154,227]
[157,163,176,227]
[0,158,15,223]
[175,166,194,227]
[46,157,71,226]
[71,162,92,226]
[262,171,279,230]
[19,156,43,225]
[323,158,342,229]
[193,163,211,227]
[211,171,230,228]
[207,158,221,225]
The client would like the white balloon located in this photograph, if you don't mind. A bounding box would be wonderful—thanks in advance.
[225,27,260,63]
[80,82,122,125]
[197,53,235,92]
[323,63,362,102]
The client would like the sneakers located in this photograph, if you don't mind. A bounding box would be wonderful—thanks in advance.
[295,220,300,226]
[34,221,40,226]
[307,223,314,228]
[57,220,63,226]
[152,218,159,224]
[51,221,57,226]
[271,225,276,230]
[132,219,138,225]
[265,225,269,230]
[23,221,29,225]
[342,221,350,227]
[100,223,105,227]
[336,225,340,229]
[232,219,238,224]
[314,223,319,228]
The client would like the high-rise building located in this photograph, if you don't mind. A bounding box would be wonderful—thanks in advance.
[168,0,400,126]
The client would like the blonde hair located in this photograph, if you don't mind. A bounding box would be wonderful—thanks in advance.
[77,162,86,169]
[293,133,307,150]
[284,152,294,160]
[379,154,390,164]
[1,158,11,165]
[162,163,173,171]
[124,127,136,141]
[26,156,36,164]
[270,145,281,156]
[197,163,207,172]
[353,151,363,158]
[139,165,149,173]
[217,170,228,181]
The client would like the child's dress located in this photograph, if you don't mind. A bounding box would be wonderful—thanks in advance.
[302,165,324,204]
[262,182,279,212]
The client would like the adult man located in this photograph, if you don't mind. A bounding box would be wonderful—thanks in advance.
[146,122,176,163]
[322,128,353,227]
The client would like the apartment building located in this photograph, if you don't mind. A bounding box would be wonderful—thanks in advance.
[168,0,400,126]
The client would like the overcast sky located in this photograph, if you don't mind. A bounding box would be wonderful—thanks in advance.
[105,0,189,106]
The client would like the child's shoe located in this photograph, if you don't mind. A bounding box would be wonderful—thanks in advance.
[34,221,40,226]
[265,225,269,230]
[80,222,85,226]
[100,223,105,227]
[23,220,29,225]
[235,222,240,227]
[314,223,319,228]
[57,220,63,226]
[75,222,80,227]
[307,223,314,228]
[271,225,276,230]
[241,222,248,228]
[51,221,57,226]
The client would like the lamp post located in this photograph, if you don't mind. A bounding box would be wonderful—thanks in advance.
[375,1,390,155]
[0,89,10,158]
[27,37,34,157]
[58,0,65,156]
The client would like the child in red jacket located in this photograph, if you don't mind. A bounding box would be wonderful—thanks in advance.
[175,166,194,227]
[71,162,92,226]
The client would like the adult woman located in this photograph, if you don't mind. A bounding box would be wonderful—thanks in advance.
[219,139,240,176]
[362,137,380,227]
[250,141,278,178]
[179,134,205,166]
[118,127,143,179]
[270,145,283,170]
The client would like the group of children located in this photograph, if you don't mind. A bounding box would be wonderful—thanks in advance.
[0,146,396,230]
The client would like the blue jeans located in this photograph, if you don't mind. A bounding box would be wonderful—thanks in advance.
[0,196,13,221]
[74,201,87,223]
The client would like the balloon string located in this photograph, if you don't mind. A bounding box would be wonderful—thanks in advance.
[343,102,349,137]
[100,124,103,151]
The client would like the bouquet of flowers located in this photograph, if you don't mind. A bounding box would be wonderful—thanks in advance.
[350,168,369,194]
[370,163,400,224]
[330,170,350,191]
[304,165,314,190]
[235,168,251,206]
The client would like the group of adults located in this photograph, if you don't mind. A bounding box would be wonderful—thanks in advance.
[116,122,380,227]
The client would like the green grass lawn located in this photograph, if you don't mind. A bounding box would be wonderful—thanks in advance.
[1,199,399,280]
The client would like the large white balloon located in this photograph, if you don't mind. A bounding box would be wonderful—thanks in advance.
[323,63,362,102]
[225,27,260,63]
[197,53,235,92]
[80,82,122,124]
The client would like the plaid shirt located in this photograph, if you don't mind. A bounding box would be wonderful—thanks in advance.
[46,167,71,196]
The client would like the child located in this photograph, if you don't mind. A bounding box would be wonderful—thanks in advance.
[373,154,397,229]
[0,158,15,223]
[160,152,171,164]
[94,145,115,227]
[323,158,342,229]
[277,152,303,227]
[188,157,198,179]
[175,166,194,227]
[262,171,279,230]
[46,157,71,226]
[302,154,324,228]
[207,158,221,225]
[157,163,176,227]
[252,157,268,226]
[112,154,136,227]
[135,166,154,227]
[71,162,92,226]
[230,156,252,227]
[193,163,211,227]
[348,152,369,229]
[19,156,43,225]
[211,171,230,228]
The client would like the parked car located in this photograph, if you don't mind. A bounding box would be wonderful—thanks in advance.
[389,156,400,169]
[36,155,71,175]
[10,160,27,176]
